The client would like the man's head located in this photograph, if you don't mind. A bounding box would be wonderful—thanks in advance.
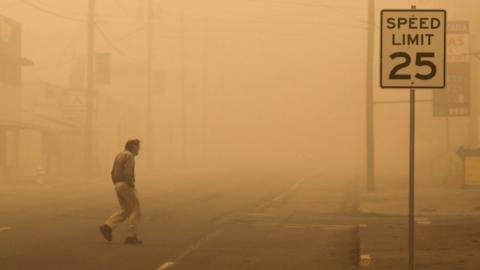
[125,139,141,156]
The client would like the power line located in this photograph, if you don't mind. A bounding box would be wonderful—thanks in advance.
[19,0,142,57]
[19,0,85,22]
[242,0,368,24]
[25,0,87,17]
[158,8,366,30]
[21,0,141,21]
[245,0,365,10]
[205,14,367,30]
[0,0,22,12]
[94,22,131,57]
[114,23,147,43]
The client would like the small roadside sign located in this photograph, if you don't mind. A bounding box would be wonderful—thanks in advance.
[447,21,470,63]
[433,21,470,117]
[380,10,447,88]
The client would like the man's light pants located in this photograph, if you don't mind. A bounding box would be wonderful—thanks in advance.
[105,182,141,237]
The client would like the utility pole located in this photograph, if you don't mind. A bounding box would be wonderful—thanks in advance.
[180,8,186,167]
[85,0,95,175]
[366,0,375,192]
[201,18,209,165]
[146,0,153,169]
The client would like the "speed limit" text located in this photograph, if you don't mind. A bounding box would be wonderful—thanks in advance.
[387,17,441,46]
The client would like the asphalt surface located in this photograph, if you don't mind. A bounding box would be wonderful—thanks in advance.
[0,174,359,270]
[358,188,480,270]
[359,215,480,270]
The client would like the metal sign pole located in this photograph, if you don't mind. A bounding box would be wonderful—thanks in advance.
[380,5,446,268]
[409,87,416,270]
[409,6,417,270]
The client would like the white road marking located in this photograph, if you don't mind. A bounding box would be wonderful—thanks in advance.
[258,178,304,209]
[178,229,223,260]
[157,229,223,270]
[247,213,275,217]
[0,226,12,232]
[415,217,431,225]
[271,179,303,202]
[156,178,304,269]
[157,262,175,270]
[251,221,353,230]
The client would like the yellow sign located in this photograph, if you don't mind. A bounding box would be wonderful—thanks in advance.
[465,156,480,186]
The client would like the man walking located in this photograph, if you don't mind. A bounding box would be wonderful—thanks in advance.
[99,139,142,244]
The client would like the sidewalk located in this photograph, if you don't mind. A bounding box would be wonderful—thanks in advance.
[360,188,480,217]
[359,216,480,270]
[358,188,480,270]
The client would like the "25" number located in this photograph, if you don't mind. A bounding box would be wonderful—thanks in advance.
[389,52,437,80]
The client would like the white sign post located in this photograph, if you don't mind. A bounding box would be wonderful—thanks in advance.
[380,7,446,270]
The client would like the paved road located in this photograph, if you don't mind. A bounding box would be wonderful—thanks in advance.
[0,174,359,270]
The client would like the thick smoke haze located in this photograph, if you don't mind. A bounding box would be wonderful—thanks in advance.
[0,0,477,186]
[1,1,480,270]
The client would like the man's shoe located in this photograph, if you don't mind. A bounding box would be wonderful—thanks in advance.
[99,224,112,242]
[124,236,143,245]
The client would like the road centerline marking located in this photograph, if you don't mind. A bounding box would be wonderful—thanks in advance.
[0,226,12,232]
[156,178,304,269]
[258,178,304,209]
[157,229,223,270]
[157,262,175,270]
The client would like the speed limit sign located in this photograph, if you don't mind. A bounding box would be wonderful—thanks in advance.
[381,10,446,88]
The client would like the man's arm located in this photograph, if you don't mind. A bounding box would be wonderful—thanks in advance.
[111,164,114,180]
[123,155,135,186]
